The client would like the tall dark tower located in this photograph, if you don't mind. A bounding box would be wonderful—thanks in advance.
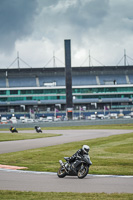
[64,39,73,119]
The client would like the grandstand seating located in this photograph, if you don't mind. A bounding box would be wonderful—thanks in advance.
[0,73,132,88]
[72,75,97,85]
[39,75,97,86]
[0,77,6,88]
[98,74,127,85]
[128,74,133,84]
[8,77,37,87]
[39,76,65,86]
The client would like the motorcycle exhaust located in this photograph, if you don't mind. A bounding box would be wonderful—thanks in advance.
[59,160,64,167]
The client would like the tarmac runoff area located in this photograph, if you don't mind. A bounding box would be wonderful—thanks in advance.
[0,129,133,193]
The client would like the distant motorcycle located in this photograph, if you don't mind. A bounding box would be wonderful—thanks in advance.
[35,125,42,133]
[57,154,92,179]
[10,126,18,133]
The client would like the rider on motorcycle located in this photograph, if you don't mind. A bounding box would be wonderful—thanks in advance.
[10,125,17,133]
[10,125,14,131]
[35,125,40,130]
[34,125,42,132]
[68,145,92,173]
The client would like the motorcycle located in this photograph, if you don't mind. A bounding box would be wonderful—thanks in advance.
[57,154,92,179]
[35,126,42,133]
[10,127,18,133]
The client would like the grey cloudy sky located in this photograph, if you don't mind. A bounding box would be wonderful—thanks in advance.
[0,0,133,68]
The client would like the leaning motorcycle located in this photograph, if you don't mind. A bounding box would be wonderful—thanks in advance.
[57,154,92,179]
[10,127,18,133]
[35,126,42,133]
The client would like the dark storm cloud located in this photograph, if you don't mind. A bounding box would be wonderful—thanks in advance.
[35,0,109,44]
[1,0,133,67]
[66,0,109,28]
[0,0,37,53]
[38,0,57,7]
[0,0,110,54]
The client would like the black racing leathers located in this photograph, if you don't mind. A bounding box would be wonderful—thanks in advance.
[69,149,86,163]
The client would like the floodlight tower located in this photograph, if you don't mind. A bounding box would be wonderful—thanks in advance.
[64,39,73,120]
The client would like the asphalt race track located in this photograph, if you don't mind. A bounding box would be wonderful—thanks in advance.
[0,169,133,193]
[0,129,132,154]
[0,129,133,193]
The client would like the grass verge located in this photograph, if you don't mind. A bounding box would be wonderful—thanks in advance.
[1,123,133,131]
[0,123,133,142]
[0,132,61,142]
[0,132,133,175]
[0,191,133,200]
[44,123,133,130]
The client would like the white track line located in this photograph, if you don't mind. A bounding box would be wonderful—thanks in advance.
[0,168,133,178]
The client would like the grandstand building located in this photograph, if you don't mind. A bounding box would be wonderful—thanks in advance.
[0,64,133,113]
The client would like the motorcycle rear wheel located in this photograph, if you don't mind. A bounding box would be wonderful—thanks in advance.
[77,165,89,179]
[57,166,66,178]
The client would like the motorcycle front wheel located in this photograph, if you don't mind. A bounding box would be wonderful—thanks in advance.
[57,166,66,178]
[77,165,89,179]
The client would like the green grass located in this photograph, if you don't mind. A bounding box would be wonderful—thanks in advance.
[0,126,133,199]
[43,123,133,130]
[0,132,61,142]
[1,123,133,142]
[1,123,133,131]
[0,132,133,175]
[0,191,133,200]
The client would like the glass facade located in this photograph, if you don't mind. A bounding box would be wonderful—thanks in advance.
[72,87,133,93]
[0,96,66,102]
[0,86,133,103]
